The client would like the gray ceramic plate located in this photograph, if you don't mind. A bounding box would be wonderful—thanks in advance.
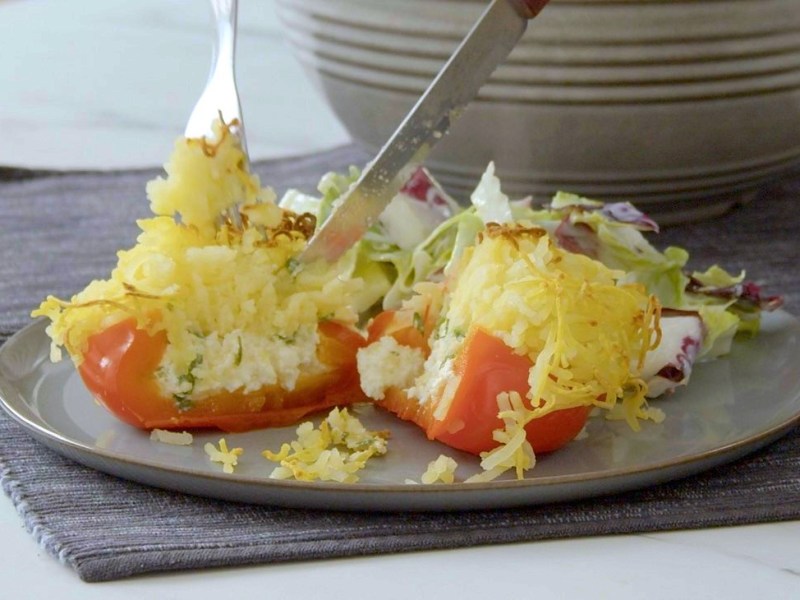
[1,313,799,512]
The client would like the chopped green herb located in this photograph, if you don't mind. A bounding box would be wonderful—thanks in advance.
[173,393,193,412]
[173,354,203,411]
[285,257,301,275]
[234,336,243,366]
[412,312,425,334]
[432,317,449,340]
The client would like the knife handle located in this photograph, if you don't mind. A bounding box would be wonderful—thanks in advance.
[516,0,550,19]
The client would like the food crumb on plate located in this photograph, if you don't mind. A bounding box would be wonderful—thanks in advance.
[204,438,243,474]
[420,455,459,484]
[262,407,388,483]
[150,429,194,446]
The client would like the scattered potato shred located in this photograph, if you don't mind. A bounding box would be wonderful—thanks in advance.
[205,438,243,474]
[469,391,536,483]
[420,455,459,484]
[150,429,194,446]
[263,408,389,483]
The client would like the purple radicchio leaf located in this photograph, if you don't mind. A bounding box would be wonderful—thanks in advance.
[686,277,784,311]
[655,333,702,383]
[554,218,600,259]
[643,314,704,397]
[399,167,456,219]
[599,202,660,233]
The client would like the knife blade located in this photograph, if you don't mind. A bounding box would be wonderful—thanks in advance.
[298,0,550,263]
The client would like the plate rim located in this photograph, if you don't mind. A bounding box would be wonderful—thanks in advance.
[1,315,799,507]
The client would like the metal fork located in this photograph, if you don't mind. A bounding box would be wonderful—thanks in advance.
[185,0,247,229]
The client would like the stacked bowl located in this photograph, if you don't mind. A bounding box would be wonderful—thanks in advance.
[276,0,800,222]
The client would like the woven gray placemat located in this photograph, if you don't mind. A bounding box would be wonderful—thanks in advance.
[0,148,798,582]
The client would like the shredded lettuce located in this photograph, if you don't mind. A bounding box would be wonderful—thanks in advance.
[317,166,361,226]
[504,190,776,357]
[282,163,778,354]
[290,166,474,312]
[470,161,513,225]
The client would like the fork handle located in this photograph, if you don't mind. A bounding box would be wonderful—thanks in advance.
[208,0,248,153]
[210,0,237,76]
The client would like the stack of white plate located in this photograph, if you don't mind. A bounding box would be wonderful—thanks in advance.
[276,0,800,222]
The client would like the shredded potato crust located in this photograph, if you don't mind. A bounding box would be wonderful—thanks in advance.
[431,225,662,481]
[32,120,361,402]
[205,438,243,474]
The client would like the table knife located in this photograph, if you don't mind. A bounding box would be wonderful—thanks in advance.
[299,0,550,263]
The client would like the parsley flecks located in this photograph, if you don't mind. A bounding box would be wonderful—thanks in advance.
[433,317,449,340]
[412,312,425,334]
[234,336,243,366]
[173,393,194,412]
[276,333,297,345]
[173,354,203,411]
[285,257,301,275]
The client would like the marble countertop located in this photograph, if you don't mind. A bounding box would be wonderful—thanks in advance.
[1,1,798,597]
[0,0,349,170]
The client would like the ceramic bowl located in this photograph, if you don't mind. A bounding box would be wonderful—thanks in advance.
[276,0,800,223]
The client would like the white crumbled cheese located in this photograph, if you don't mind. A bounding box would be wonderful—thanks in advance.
[157,325,324,397]
[150,429,194,446]
[204,438,243,474]
[356,336,425,400]
[406,327,460,411]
